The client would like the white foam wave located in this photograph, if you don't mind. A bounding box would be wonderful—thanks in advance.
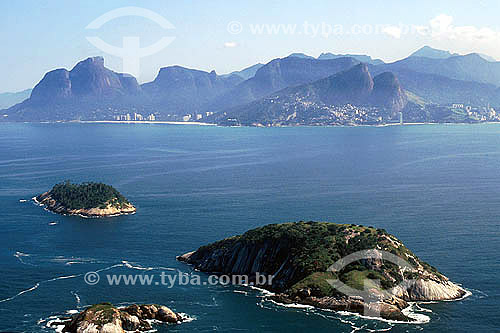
[178,312,196,323]
[122,260,153,270]
[0,263,123,304]
[468,288,488,298]
[121,260,176,272]
[265,296,431,326]
[51,256,97,265]
[246,285,275,296]
[414,303,433,313]
[71,291,81,307]
[45,317,71,333]
[0,283,40,303]
[14,251,36,266]
[268,299,314,309]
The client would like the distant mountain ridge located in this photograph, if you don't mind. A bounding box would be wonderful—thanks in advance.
[222,63,264,80]
[209,64,407,126]
[287,52,384,65]
[4,57,243,121]
[0,89,32,109]
[3,46,500,124]
[410,46,459,59]
[410,46,497,62]
[208,56,361,111]
[380,53,500,87]
[318,53,384,65]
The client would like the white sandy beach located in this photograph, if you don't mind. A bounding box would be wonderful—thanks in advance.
[78,120,216,126]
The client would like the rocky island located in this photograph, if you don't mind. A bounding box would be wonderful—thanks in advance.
[35,181,136,218]
[178,221,467,322]
[49,303,185,332]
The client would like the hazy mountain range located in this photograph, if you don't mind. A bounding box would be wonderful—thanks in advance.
[2,46,500,125]
[0,89,32,109]
[208,64,407,126]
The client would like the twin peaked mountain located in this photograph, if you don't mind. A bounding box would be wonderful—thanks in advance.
[3,46,500,125]
[212,64,407,126]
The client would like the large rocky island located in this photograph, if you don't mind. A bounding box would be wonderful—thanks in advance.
[35,181,136,218]
[178,221,466,322]
[50,303,185,332]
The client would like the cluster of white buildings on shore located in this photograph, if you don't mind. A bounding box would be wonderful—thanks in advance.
[113,111,214,122]
[181,112,214,122]
[450,103,497,121]
[114,113,156,121]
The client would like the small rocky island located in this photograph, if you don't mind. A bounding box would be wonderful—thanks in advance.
[50,303,185,332]
[35,181,136,218]
[178,221,467,322]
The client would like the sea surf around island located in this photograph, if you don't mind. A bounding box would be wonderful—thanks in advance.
[0,122,497,332]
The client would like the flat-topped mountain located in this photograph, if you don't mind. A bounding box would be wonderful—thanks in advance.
[318,52,384,65]
[142,66,243,114]
[35,181,136,218]
[178,221,466,321]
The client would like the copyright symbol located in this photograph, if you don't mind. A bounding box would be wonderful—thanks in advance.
[227,21,243,35]
[84,271,100,285]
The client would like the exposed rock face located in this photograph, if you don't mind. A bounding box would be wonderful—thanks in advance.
[178,222,467,321]
[30,57,141,103]
[316,63,375,105]
[371,72,408,115]
[4,57,143,121]
[35,191,136,218]
[30,69,72,102]
[210,56,360,110]
[392,278,465,301]
[60,303,184,333]
[210,64,408,126]
[141,65,243,114]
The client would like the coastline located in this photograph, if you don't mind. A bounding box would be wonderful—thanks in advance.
[77,120,217,126]
[33,195,136,219]
[236,280,471,325]
[249,282,471,325]
[4,120,500,128]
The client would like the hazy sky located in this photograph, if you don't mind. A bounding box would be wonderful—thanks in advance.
[1,0,500,92]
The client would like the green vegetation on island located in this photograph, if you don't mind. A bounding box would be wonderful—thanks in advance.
[47,181,130,210]
[35,181,136,217]
[192,222,440,293]
[179,221,466,321]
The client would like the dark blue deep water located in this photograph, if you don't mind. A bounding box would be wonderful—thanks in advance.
[0,123,498,332]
